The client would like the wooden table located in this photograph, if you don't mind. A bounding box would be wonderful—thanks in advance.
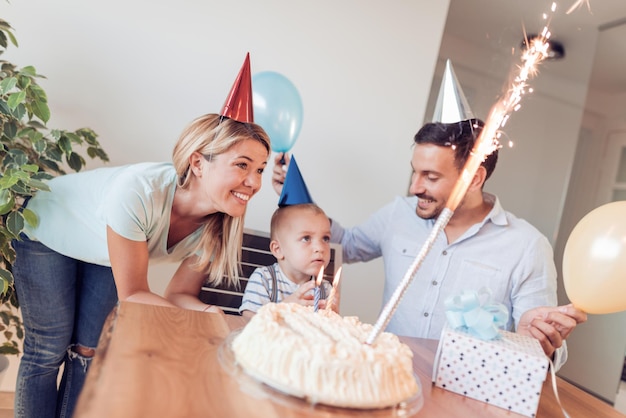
[74,302,624,418]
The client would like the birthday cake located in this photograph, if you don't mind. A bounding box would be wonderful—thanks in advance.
[231,302,419,409]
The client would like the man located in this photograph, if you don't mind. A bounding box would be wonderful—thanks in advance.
[272,119,585,367]
[271,63,586,369]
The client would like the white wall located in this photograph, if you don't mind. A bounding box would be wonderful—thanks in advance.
[1,0,451,390]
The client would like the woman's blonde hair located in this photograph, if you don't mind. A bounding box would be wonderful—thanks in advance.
[172,114,270,287]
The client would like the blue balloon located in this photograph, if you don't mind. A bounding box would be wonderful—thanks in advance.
[252,71,303,153]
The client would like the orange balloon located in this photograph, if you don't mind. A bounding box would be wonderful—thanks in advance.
[563,201,626,314]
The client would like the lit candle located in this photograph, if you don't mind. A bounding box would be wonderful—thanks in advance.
[325,266,343,311]
[313,266,324,312]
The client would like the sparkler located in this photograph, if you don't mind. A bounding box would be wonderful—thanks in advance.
[566,0,592,15]
[365,4,558,345]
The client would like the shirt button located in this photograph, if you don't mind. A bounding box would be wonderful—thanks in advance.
[402,249,407,254]
[432,280,438,286]
[423,312,429,317]
[442,250,448,255]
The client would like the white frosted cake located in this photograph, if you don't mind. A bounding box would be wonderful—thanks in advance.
[231,302,419,409]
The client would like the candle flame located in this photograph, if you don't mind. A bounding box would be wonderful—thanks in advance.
[316,266,324,287]
[332,266,342,288]
[325,266,343,310]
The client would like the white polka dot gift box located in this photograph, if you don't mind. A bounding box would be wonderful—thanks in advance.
[432,324,549,417]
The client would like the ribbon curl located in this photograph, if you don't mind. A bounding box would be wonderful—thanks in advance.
[444,288,509,340]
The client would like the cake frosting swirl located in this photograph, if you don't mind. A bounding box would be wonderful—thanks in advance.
[231,302,419,409]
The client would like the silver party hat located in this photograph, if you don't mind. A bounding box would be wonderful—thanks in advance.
[432,59,475,123]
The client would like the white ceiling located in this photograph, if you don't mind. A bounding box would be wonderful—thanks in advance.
[444,0,626,95]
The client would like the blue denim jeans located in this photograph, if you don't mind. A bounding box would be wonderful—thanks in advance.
[12,236,118,418]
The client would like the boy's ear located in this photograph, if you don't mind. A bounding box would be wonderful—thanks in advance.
[270,239,284,260]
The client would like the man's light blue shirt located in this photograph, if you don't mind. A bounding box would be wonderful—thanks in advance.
[331,193,565,366]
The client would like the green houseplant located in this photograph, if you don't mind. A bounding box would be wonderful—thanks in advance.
[0,18,109,354]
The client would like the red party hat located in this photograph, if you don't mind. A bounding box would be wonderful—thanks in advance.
[220,53,254,123]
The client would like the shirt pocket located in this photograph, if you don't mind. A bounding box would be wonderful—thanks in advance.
[457,258,508,301]
[390,235,420,260]
[386,236,423,286]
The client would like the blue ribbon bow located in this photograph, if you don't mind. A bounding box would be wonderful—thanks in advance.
[444,288,509,340]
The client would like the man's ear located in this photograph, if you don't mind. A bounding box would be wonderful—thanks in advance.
[469,165,487,191]
[270,239,284,260]
[189,152,204,178]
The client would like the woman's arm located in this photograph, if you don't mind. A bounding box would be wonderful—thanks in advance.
[164,256,222,313]
[107,226,175,307]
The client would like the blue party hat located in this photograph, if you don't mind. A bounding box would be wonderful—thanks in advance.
[278,156,314,206]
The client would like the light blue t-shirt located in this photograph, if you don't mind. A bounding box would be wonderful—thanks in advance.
[24,162,202,267]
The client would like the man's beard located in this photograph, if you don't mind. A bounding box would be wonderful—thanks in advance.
[415,193,444,220]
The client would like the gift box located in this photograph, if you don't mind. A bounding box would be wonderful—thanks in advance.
[432,325,549,417]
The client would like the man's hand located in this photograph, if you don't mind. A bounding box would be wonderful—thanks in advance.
[517,304,587,357]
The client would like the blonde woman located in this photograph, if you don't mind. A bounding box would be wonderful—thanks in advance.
[12,56,269,418]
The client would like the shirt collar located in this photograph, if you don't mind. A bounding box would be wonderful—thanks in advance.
[483,192,508,227]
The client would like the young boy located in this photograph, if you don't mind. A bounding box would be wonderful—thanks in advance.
[239,203,337,318]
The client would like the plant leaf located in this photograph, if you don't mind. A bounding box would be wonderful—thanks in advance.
[58,136,72,154]
[67,152,84,171]
[31,99,50,124]
[2,120,17,139]
[0,345,20,355]
[21,164,39,173]
[19,66,37,77]
[0,77,17,95]
[0,174,18,189]
[29,84,49,123]
[7,90,26,110]
[11,103,26,121]
[65,132,80,144]
[5,211,24,238]
[22,208,38,228]
[25,178,49,192]
[33,138,47,154]
[0,269,12,291]
[0,189,14,215]
[0,100,11,116]
[87,147,110,162]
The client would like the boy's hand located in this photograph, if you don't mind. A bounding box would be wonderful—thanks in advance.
[282,280,326,309]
